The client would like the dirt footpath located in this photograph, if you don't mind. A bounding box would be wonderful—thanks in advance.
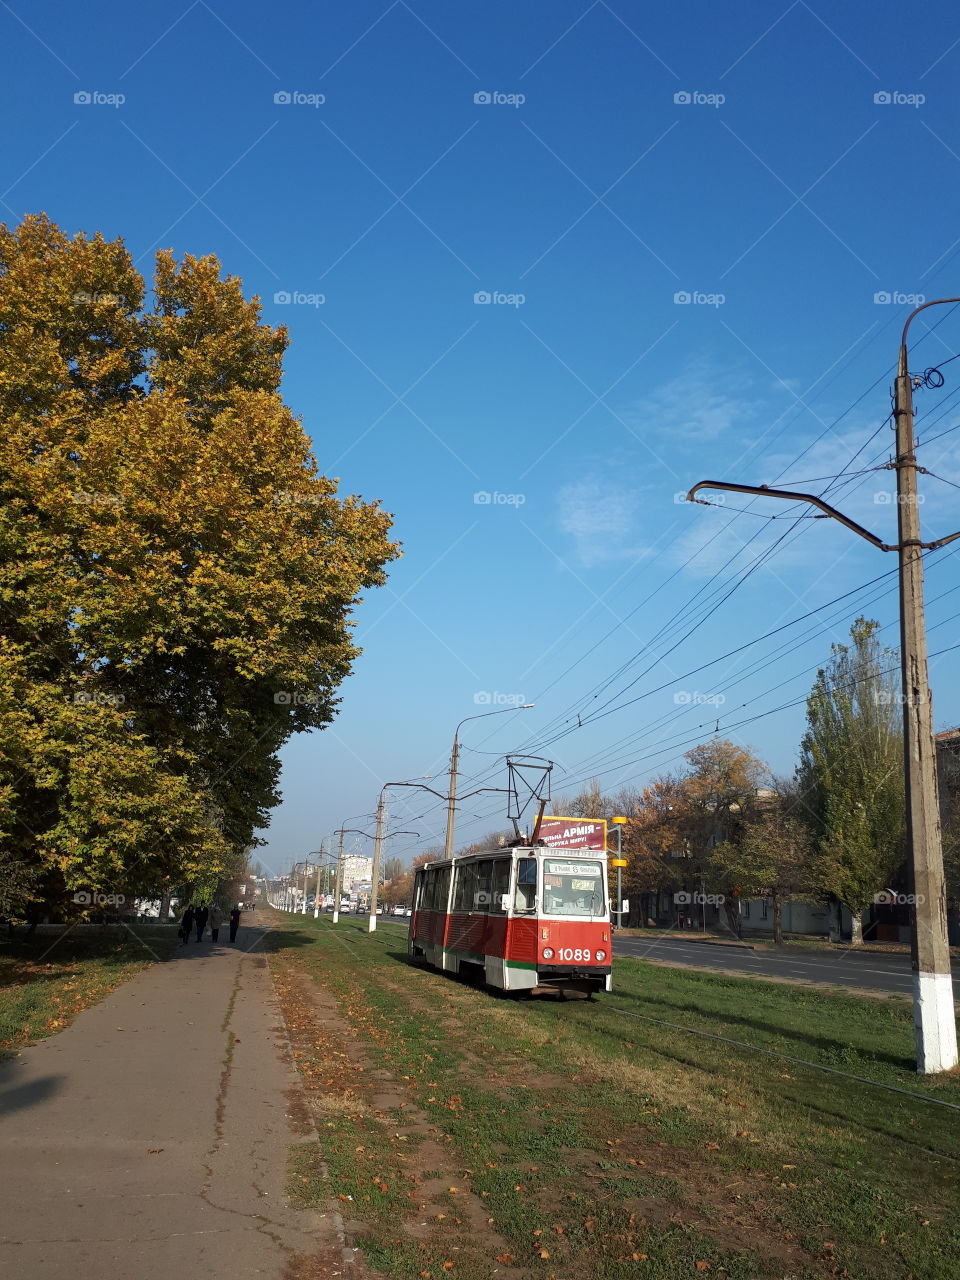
[0,926,346,1280]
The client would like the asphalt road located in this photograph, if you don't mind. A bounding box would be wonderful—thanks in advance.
[612,933,960,997]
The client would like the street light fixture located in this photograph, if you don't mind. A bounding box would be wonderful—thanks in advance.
[687,297,960,1075]
[330,826,418,923]
[370,777,446,932]
[444,705,535,861]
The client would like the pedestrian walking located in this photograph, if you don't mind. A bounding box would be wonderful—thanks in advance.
[208,903,224,942]
[179,904,195,944]
[195,902,209,941]
[229,904,241,944]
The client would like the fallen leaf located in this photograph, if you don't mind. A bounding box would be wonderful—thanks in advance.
[537,1248,550,1259]
[695,1264,710,1273]
[495,1254,514,1264]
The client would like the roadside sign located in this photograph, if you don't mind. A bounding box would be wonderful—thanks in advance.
[611,857,628,868]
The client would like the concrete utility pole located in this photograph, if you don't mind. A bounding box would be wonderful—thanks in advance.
[893,320,958,1074]
[369,778,442,932]
[312,847,335,918]
[332,823,421,928]
[444,705,534,860]
[687,297,960,1074]
[332,828,346,924]
[370,791,388,933]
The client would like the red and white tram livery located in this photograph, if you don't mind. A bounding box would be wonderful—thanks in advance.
[409,846,612,996]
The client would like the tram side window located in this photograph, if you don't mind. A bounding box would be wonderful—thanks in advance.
[489,859,510,914]
[514,857,537,912]
[473,860,494,911]
[436,867,451,913]
[422,871,436,911]
[453,862,477,913]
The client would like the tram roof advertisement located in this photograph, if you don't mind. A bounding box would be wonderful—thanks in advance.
[537,815,608,851]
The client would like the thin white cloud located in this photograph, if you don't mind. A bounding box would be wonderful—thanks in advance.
[644,359,752,442]
[557,476,651,568]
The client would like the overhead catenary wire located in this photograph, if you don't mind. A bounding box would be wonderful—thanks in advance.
[416,316,960,848]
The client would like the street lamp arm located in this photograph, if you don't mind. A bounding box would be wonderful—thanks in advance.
[453,704,535,739]
[385,781,448,800]
[686,480,895,551]
[901,297,960,351]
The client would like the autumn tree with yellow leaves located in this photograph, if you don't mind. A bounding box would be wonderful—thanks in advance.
[0,214,398,909]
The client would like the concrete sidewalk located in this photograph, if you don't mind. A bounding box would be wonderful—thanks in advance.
[0,925,334,1279]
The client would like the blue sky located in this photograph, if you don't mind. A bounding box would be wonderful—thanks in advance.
[6,0,960,874]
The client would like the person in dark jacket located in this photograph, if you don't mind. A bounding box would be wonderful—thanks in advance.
[179,904,195,944]
[194,903,209,941]
[229,905,241,944]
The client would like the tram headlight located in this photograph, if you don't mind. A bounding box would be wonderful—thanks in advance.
[596,949,606,961]
[542,947,554,960]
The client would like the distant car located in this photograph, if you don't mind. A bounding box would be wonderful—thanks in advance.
[391,906,406,917]
[404,907,412,916]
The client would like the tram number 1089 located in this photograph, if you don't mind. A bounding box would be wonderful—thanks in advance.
[557,947,593,962]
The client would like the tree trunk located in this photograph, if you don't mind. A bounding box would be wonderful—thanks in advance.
[158,891,172,924]
[722,896,742,939]
[772,892,783,946]
[849,910,863,946]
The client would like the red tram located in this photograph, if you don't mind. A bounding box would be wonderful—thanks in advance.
[409,845,612,996]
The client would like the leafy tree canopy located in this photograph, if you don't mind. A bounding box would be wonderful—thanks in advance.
[0,214,399,903]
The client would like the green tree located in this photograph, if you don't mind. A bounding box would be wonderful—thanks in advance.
[0,214,399,902]
[383,856,404,882]
[797,618,904,939]
[709,803,813,943]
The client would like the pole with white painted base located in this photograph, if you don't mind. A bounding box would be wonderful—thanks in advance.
[894,334,958,1074]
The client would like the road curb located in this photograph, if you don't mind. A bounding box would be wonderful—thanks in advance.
[616,934,755,951]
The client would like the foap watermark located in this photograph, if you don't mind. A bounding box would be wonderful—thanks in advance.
[674,290,725,307]
[874,291,925,305]
[274,290,325,306]
[874,91,924,108]
[274,90,325,107]
[674,90,725,108]
[673,690,725,707]
[474,90,525,107]
[872,689,926,708]
[72,491,124,507]
[873,890,924,905]
[72,291,121,306]
[273,691,320,707]
[74,90,125,108]
[474,691,526,707]
[675,891,725,905]
[474,290,525,308]
[73,890,126,905]
[675,490,725,505]
[874,490,924,504]
[474,490,525,506]
[273,489,326,506]
[72,691,126,707]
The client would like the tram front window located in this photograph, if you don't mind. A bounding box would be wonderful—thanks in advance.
[542,860,605,917]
